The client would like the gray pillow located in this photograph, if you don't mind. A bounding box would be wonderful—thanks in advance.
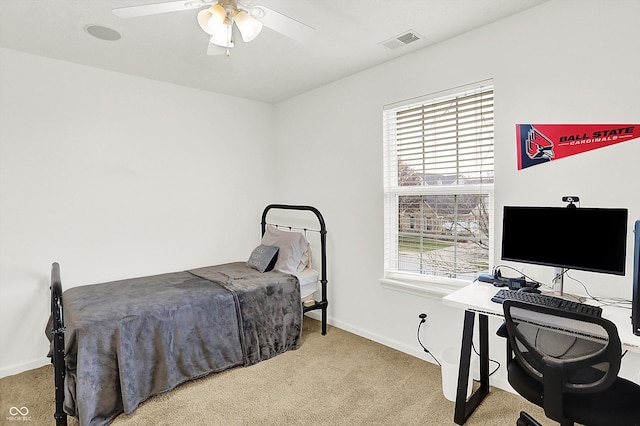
[247,244,279,273]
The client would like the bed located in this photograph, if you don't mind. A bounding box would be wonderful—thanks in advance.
[48,204,328,426]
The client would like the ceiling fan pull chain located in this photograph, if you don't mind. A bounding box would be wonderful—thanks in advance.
[226,24,232,56]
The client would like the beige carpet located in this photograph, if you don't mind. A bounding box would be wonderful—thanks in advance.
[1,318,548,425]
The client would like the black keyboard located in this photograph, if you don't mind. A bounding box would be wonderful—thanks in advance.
[491,289,602,317]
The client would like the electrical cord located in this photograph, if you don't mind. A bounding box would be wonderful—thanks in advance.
[416,314,500,375]
[564,271,632,308]
[417,314,441,366]
[470,341,501,378]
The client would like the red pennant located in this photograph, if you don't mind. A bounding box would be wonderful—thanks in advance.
[516,124,640,170]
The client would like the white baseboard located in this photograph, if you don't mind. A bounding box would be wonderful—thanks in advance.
[0,357,50,379]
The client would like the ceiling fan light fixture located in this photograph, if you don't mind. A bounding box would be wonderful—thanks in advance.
[197,4,227,35]
[234,10,262,42]
[208,25,234,48]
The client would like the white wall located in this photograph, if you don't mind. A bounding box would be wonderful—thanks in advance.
[273,0,640,389]
[0,49,275,376]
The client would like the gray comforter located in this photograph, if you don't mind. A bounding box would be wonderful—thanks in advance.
[59,262,302,426]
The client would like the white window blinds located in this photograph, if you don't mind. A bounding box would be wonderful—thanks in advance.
[383,81,494,282]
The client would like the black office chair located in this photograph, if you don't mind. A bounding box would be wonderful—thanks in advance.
[501,299,640,426]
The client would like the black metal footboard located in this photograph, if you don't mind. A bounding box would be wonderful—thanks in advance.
[50,262,68,426]
[261,204,329,335]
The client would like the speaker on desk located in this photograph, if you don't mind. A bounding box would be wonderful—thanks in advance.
[632,220,640,336]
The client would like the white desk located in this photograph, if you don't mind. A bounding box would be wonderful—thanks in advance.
[442,282,640,425]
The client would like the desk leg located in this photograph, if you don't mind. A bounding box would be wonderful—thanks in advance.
[453,310,490,425]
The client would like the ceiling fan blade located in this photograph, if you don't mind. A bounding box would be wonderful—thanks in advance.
[113,0,210,19]
[253,6,315,41]
[207,41,228,56]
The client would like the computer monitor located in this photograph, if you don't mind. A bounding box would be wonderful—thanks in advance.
[632,220,640,336]
[501,206,628,276]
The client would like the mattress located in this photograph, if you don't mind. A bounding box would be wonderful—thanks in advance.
[295,268,319,299]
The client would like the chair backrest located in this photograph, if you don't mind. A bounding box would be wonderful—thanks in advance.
[503,299,622,407]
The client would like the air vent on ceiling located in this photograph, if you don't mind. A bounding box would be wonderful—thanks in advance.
[380,30,422,50]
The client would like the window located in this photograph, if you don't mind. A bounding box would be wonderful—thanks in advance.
[383,81,494,291]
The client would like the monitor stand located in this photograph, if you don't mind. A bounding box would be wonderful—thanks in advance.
[553,267,566,296]
[551,267,586,302]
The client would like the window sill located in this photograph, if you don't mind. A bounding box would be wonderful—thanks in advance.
[380,275,468,300]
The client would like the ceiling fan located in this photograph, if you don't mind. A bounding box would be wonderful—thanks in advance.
[112,0,314,56]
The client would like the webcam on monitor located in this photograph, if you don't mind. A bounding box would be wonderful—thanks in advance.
[561,196,579,203]
[562,195,580,208]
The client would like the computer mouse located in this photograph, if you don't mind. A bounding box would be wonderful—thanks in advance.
[517,287,541,294]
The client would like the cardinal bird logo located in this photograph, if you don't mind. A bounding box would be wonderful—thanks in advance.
[525,126,554,160]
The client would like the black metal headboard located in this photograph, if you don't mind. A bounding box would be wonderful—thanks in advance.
[261,204,328,335]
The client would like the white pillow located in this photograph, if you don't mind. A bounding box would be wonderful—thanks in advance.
[261,225,311,274]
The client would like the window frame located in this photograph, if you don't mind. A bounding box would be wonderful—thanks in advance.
[381,80,494,297]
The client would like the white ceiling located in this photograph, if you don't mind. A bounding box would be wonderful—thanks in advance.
[0,0,549,103]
